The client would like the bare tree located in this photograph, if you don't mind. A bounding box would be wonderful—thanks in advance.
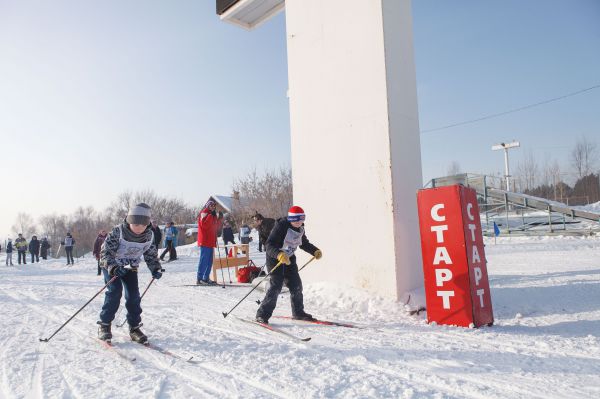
[232,167,293,222]
[105,189,196,226]
[105,191,133,225]
[515,150,539,191]
[12,213,36,238]
[570,136,598,179]
[446,161,461,176]
[39,213,68,256]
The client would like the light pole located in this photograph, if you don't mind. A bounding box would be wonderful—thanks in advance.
[492,141,520,191]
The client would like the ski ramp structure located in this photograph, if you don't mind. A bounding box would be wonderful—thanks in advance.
[426,173,600,235]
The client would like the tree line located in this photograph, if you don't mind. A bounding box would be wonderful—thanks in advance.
[8,168,294,257]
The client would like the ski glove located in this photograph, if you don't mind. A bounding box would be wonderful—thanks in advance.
[277,252,291,265]
[110,266,128,278]
[314,249,322,260]
[151,268,163,280]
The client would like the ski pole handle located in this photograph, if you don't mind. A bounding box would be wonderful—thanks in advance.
[222,261,284,318]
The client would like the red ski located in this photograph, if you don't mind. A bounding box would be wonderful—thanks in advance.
[273,316,364,329]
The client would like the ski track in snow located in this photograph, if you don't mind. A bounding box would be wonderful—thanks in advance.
[1,234,600,398]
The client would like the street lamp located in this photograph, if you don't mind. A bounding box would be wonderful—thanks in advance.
[492,141,520,192]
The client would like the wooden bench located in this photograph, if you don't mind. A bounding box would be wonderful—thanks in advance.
[211,244,249,282]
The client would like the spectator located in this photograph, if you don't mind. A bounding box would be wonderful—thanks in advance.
[239,222,251,245]
[15,233,28,265]
[222,218,236,250]
[5,238,14,266]
[196,199,223,285]
[93,230,108,275]
[253,213,276,252]
[40,237,51,260]
[159,222,178,262]
[150,220,162,250]
[28,235,40,263]
[62,232,76,265]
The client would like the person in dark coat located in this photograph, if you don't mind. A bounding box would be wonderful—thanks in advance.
[5,239,14,266]
[253,213,276,252]
[28,235,40,263]
[255,206,322,324]
[150,220,162,250]
[40,237,51,260]
[93,230,108,275]
[222,218,236,248]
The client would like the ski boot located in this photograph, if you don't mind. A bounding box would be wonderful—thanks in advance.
[292,312,316,321]
[255,316,269,325]
[97,321,112,342]
[129,324,148,345]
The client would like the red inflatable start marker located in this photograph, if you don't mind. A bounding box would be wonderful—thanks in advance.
[417,185,494,328]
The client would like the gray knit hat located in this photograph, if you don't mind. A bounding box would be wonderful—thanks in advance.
[126,203,152,226]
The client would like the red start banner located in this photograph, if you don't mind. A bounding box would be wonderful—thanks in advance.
[417,185,494,328]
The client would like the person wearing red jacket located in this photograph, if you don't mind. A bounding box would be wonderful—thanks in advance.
[196,199,223,285]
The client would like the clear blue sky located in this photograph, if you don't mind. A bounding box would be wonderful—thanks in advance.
[1,0,599,236]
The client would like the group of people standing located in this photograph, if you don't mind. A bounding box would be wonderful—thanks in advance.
[3,234,52,266]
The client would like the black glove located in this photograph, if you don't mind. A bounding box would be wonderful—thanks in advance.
[210,210,216,216]
[218,211,223,219]
[110,266,128,278]
[151,268,163,280]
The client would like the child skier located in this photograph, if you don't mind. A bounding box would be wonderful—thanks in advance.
[255,206,322,324]
[97,203,163,344]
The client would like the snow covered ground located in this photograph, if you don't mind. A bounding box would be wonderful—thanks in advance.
[1,233,599,398]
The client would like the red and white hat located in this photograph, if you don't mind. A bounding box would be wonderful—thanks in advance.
[287,206,306,222]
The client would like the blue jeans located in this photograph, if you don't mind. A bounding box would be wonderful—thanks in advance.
[196,246,214,281]
[99,268,142,327]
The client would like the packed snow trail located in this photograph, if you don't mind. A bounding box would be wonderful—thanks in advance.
[1,234,600,398]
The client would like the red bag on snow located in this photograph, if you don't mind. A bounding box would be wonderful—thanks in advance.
[237,266,261,283]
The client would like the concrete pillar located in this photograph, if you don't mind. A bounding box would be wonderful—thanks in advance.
[285,0,423,300]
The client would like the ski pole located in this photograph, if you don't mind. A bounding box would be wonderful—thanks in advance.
[255,256,315,305]
[223,244,233,283]
[215,245,227,288]
[222,261,284,318]
[117,275,159,327]
[298,256,317,273]
[39,275,118,342]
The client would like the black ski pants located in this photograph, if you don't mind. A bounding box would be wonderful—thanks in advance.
[160,240,177,261]
[256,259,305,321]
[30,252,39,263]
[65,247,74,264]
[18,251,27,264]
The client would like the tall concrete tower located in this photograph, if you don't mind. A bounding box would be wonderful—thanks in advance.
[218,0,424,301]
